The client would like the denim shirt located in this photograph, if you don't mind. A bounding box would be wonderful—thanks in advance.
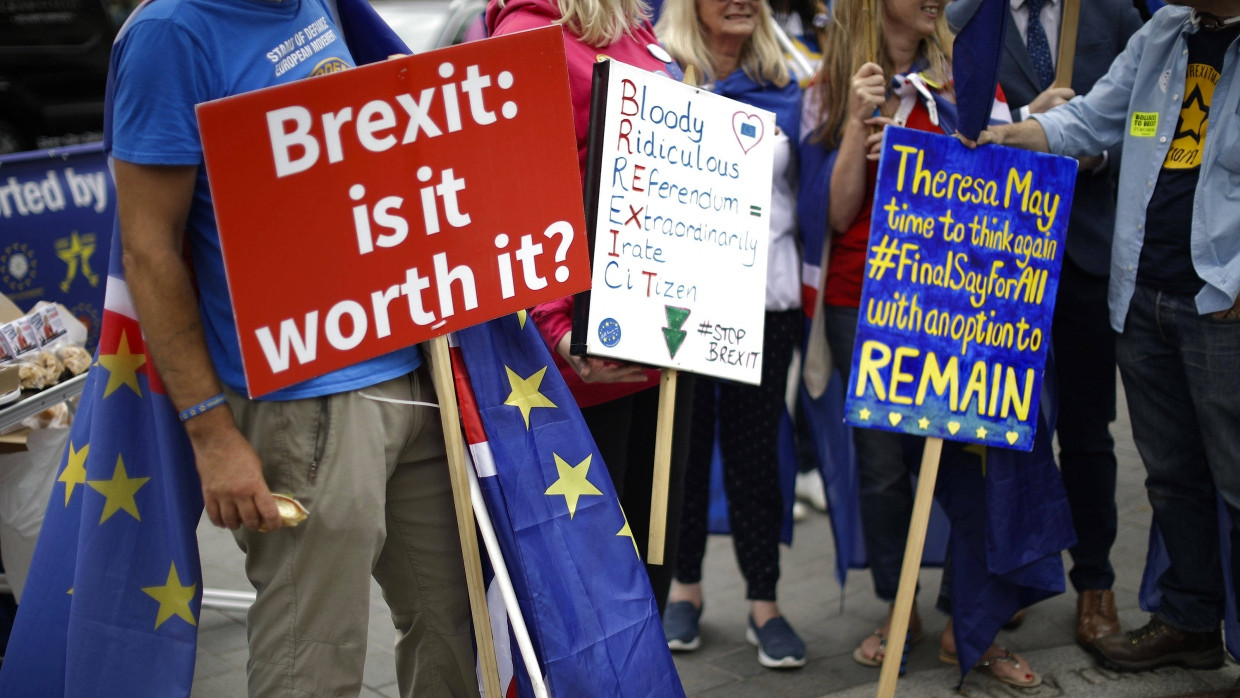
[1032,7,1240,331]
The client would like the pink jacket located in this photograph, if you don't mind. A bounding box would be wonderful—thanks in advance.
[488,0,673,407]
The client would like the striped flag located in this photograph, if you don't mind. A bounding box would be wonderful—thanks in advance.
[0,233,205,696]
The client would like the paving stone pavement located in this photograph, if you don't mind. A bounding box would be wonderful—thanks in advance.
[191,378,1240,697]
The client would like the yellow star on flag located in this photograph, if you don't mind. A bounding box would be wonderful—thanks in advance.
[87,454,150,523]
[58,441,89,506]
[142,562,198,630]
[859,408,871,421]
[975,426,988,439]
[617,511,640,557]
[917,417,930,430]
[517,309,528,328]
[505,366,556,429]
[98,329,146,398]
[544,453,602,518]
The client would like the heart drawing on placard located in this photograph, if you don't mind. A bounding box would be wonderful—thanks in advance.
[888,413,902,426]
[732,112,764,154]
[946,421,960,435]
[1006,431,1019,445]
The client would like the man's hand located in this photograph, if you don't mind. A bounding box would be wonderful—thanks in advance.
[1027,86,1075,114]
[957,120,1049,152]
[1212,295,1240,321]
[186,408,281,531]
[556,335,649,384]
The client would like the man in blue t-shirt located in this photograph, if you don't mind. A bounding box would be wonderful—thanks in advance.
[110,0,477,694]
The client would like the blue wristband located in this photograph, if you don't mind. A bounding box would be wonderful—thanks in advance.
[179,393,227,422]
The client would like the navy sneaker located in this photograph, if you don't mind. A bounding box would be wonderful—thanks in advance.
[663,601,702,651]
[746,615,806,669]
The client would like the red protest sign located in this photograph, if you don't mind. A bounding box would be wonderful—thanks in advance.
[198,27,586,397]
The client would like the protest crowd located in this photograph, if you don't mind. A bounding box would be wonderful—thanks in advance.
[0,0,1237,694]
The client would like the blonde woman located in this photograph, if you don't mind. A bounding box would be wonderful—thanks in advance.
[655,0,806,669]
[797,0,1039,688]
[487,0,695,614]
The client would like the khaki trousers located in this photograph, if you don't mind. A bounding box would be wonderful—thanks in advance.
[226,367,477,697]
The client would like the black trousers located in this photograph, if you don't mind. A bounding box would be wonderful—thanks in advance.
[1053,257,1118,592]
[675,309,801,601]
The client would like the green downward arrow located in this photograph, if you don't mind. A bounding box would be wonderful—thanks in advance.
[662,305,690,358]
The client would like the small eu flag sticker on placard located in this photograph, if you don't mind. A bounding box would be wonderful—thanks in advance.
[740,123,756,138]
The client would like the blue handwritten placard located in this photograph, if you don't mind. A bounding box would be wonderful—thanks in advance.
[843,127,1076,451]
[0,143,112,351]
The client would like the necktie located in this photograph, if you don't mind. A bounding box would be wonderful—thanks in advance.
[1025,0,1055,90]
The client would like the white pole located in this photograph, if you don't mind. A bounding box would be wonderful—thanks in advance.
[769,17,815,80]
[468,461,550,698]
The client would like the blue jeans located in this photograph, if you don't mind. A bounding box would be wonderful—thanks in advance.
[827,305,912,602]
[1116,285,1240,633]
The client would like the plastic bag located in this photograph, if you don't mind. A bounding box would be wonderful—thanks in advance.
[0,426,70,602]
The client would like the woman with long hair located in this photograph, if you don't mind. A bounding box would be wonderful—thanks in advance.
[654,0,806,669]
[487,0,694,614]
[797,0,1040,687]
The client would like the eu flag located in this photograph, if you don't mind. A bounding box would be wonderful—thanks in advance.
[936,389,1075,683]
[452,314,684,697]
[0,234,205,696]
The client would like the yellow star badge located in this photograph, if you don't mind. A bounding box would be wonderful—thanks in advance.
[859,408,871,421]
[917,417,930,430]
[98,329,146,398]
[87,454,150,523]
[975,426,988,439]
[142,562,197,630]
[544,453,602,518]
[58,441,89,506]
[505,366,556,429]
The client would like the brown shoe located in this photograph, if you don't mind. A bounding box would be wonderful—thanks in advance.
[1091,617,1223,672]
[1076,589,1120,647]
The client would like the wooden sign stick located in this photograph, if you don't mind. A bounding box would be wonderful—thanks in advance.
[646,368,679,565]
[1053,0,1081,88]
[876,437,945,698]
[643,63,701,567]
[427,336,502,698]
[862,0,878,65]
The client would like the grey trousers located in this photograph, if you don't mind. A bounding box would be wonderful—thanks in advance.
[226,366,477,697]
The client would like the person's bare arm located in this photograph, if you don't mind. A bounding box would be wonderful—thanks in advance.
[113,160,280,532]
[828,62,887,233]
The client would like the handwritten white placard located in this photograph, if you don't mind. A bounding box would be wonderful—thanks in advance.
[583,60,774,384]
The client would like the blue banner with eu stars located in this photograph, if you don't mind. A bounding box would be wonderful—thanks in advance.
[453,314,684,697]
[843,127,1076,451]
[0,144,113,352]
